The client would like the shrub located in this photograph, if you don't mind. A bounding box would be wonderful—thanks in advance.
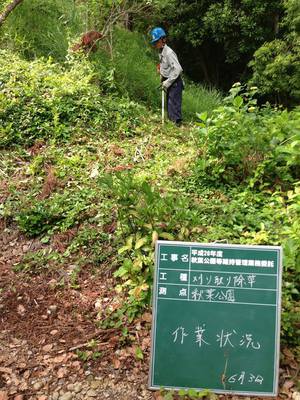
[16,188,96,237]
[248,0,300,106]
[0,51,145,148]
[195,84,300,187]
[248,39,300,106]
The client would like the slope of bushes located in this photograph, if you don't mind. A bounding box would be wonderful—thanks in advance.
[0,50,145,148]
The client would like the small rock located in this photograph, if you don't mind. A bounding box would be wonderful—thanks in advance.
[292,392,300,400]
[50,330,58,336]
[90,381,102,390]
[60,392,73,400]
[47,305,57,314]
[73,384,81,393]
[17,304,26,316]
[33,382,44,391]
[52,392,59,400]
[42,344,53,352]
[86,390,97,397]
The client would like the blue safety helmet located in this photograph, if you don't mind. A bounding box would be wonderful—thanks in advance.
[150,27,166,44]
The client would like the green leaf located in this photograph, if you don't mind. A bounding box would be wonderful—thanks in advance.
[126,235,133,249]
[135,346,144,360]
[233,96,243,108]
[118,236,134,254]
[118,245,130,254]
[160,232,175,240]
[113,266,127,277]
[188,388,198,397]
[196,111,208,121]
[135,237,148,249]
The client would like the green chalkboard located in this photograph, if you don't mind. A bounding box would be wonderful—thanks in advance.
[149,241,282,396]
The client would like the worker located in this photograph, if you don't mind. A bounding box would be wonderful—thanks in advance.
[150,27,184,126]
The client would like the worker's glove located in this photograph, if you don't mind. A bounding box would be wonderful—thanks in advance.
[157,83,167,92]
[161,81,168,92]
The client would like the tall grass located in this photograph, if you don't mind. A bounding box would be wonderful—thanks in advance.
[0,0,82,60]
[183,83,222,121]
[97,28,161,108]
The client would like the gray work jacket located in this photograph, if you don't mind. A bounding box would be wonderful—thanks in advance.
[159,44,183,89]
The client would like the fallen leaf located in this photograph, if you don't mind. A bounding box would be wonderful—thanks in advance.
[142,312,152,323]
[112,358,121,369]
[42,344,53,352]
[72,361,81,369]
[17,304,26,316]
[0,367,12,374]
[282,348,295,359]
[153,392,163,400]
[57,367,67,378]
[283,380,295,391]
[0,391,8,400]
[111,145,125,156]
[52,355,66,363]
[23,370,30,379]
[141,337,151,350]
[19,382,28,391]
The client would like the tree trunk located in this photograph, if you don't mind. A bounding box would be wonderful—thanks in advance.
[198,53,211,84]
[273,13,280,37]
[0,0,24,27]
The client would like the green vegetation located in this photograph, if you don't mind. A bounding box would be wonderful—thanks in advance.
[195,84,300,187]
[0,0,81,59]
[1,49,298,344]
[0,3,299,396]
[0,49,145,148]
[159,388,214,400]
[249,0,300,105]
[91,28,221,116]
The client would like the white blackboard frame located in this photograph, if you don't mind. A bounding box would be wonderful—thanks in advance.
[149,240,283,397]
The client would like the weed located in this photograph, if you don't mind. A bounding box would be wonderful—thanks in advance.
[13,249,62,275]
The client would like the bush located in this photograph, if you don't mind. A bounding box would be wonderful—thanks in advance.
[248,0,300,106]
[0,50,145,148]
[248,39,300,106]
[195,84,300,187]
[16,188,96,237]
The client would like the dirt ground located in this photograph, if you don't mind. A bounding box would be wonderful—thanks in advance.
[0,227,299,400]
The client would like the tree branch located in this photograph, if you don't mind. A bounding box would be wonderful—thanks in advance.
[0,0,24,27]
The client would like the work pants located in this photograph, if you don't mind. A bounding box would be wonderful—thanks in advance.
[166,77,183,123]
